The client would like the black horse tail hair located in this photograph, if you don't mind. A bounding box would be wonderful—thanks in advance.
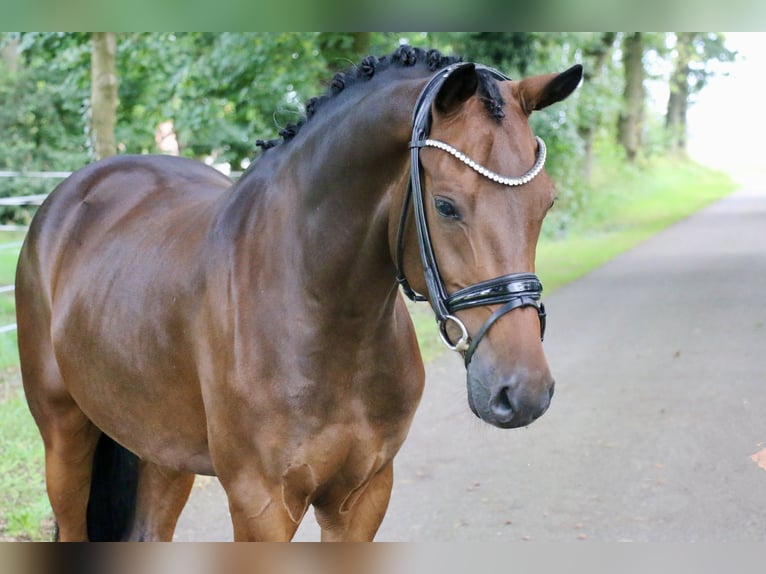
[86,433,139,541]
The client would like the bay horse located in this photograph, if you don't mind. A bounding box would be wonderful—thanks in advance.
[16,46,582,541]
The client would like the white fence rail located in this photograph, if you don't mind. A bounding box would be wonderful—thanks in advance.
[0,194,50,231]
[0,194,50,206]
[0,170,72,179]
[0,175,54,334]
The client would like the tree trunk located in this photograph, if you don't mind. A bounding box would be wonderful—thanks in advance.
[578,32,616,180]
[1,35,20,73]
[666,33,694,154]
[90,32,118,160]
[617,33,645,162]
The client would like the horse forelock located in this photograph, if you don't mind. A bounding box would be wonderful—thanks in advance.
[476,70,506,121]
[254,45,507,153]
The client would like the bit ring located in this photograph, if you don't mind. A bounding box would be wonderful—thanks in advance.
[438,315,470,353]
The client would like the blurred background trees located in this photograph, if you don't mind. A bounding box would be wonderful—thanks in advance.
[0,31,737,226]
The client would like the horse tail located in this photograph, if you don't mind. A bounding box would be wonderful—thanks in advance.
[86,433,139,541]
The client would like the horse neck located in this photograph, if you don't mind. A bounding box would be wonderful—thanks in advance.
[297,85,418,309]
[232,77,422,324]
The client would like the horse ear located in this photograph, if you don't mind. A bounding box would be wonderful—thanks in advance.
[515,64,583,115]
[434,63,479,115]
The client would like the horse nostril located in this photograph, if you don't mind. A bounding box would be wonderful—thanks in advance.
[488,380,554,428]
[490,386,515,422]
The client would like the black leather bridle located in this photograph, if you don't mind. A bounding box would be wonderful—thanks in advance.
[395,62,547,367]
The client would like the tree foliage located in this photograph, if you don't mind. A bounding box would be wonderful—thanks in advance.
[665,32,735,152]
[0,31,736,226]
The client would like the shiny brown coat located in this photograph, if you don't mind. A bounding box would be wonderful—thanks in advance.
[16,48,581,541]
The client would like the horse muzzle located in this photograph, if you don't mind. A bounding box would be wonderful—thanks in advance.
[466,356,555,429]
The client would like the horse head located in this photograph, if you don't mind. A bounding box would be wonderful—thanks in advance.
[397,62,583,429]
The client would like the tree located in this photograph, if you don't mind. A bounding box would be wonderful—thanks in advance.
[665,33,736,153]
[0,33,90,221]
[1,34,19,73]
[577,32,617,179]
[166,32,328,167]
[318,33,371,72]
[0,33,91,169]
[0,31,739,229]
[457,32,540,75]
[617,33,645,162]
[90,33,118,159]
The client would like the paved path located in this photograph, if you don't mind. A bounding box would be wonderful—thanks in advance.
[174,180,766,541]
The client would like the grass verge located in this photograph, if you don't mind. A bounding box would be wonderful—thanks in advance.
[536,155,737,290]
[0,391,50,541]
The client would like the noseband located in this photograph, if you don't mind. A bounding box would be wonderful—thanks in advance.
[395,63,547,367]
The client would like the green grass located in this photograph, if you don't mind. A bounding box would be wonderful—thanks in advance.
[0,390,50,541]
[0,155,738,539]
[536,156,737,292]
[406,303,444,363]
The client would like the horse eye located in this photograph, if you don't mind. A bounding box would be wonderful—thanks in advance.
[434,197,459,220]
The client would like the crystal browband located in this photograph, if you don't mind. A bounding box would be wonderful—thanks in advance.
[411,136,546,187]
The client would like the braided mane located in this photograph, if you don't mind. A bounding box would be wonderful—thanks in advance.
[255,45,506,152]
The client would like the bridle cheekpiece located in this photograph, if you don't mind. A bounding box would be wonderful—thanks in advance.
[395,62,548,367]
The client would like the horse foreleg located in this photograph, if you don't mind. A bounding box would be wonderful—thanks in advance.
[217,466,304,541]
[314,461,394,542]
[127,461,195,541]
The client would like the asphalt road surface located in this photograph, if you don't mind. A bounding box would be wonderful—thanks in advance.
[174,179,766,542]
